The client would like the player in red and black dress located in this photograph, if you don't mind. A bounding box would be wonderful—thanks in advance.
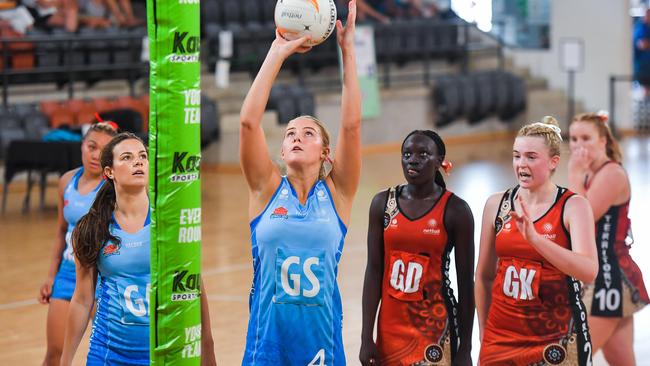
[569,112,649,366]
[476,117,598,365]
[360,130,475,366]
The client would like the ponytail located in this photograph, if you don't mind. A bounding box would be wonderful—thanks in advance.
[73,180,120,268]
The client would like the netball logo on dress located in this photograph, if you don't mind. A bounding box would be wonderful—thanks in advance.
[541,222,556,241]
[271,206,289,219]
[423,219,441,235]
[103,243,120,256]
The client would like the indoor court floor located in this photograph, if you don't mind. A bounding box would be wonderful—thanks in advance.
[1,135,649,365]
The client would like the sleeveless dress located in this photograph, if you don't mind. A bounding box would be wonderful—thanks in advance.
[243,176,347,366]
[51,167,103,300]
[480,186,593,366]
[582,161,649,317]
[87,211,150,365]
[377,186,460,366]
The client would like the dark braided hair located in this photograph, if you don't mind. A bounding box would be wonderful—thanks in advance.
[401,130,447,189]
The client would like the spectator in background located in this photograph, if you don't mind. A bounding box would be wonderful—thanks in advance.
[338,0,390,24]
[65,0,143,32]
[410,0,456,19]
[634,8,650,94]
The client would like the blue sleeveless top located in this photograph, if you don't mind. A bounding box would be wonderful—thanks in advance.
[60,168,103,274]
[243,177,347,366]
[88,211,150,365]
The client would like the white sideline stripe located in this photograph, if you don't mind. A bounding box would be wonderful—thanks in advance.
[207,294,247,303]
[0,242,364,310]
[0,262,251,311]
[0,299,38,311]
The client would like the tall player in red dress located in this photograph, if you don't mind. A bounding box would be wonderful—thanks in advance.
[476,117,599,365]
[360,130,475,366]
[568,112,649,366]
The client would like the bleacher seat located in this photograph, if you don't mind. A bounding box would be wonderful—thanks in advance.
[22,111,50,140]
[200,96,220,146]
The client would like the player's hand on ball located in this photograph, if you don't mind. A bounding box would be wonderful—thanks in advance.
[336,0,357,52]
[272,30,313,59]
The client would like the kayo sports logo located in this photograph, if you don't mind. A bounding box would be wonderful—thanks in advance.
[170,31,199,63]
[172,270,201,301]
[170,152,200,183]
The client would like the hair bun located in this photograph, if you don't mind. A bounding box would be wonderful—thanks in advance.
[441,160,453,175]
[541,115,560,128]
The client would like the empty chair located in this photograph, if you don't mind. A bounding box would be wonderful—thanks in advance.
[22,111,50,140]
[200,96,220,146]
[202,0,221,25]
[13,103,38,118]
[275,93,298,125]
[116,96,148,131]
[94,97,117,113]
[49,109,75,129]
[491,71,510,120]
[261,0,277,25]
[241,0,262,25]
[98,108,143,133]
[470,72,494,125]
[268,84,289,111]
[458,75,477,121]
[40,100,62,119]
[432,76,462,127]
[222,0,242,26]
[0,127,26,158]
[0,110,22,129]
[288,84,316,117]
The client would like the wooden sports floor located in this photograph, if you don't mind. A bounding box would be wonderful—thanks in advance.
[1,136,649,365]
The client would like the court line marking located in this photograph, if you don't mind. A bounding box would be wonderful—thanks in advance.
[0,243,365,310]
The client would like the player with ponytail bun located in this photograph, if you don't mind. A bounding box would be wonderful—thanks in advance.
[569,112,648,366]
[360,130,475,366]
[476,116,598,365]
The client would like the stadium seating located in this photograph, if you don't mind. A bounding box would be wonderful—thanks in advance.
[432,71,527,126]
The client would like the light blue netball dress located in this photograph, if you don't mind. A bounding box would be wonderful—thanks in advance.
[87,211,150,365]
[243,176,348,366]
[51,168,103,300]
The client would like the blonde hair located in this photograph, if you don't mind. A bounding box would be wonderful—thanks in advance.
[571,113,622,162]
[517,116,562,157]
[287,115,331,180]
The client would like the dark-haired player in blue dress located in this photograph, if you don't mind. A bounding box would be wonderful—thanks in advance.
[60,133,217,365]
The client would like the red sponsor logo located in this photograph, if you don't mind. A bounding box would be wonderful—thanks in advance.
[103,243,120,256]
[271,206,289,219]
[64,199,69,207]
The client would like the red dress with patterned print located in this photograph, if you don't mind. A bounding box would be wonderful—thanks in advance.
[480,186,593,366]
[582,161,649,317]
[377,186,459,366]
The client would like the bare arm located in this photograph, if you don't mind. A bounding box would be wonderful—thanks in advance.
[446,196,475,365]
[359,191,386,366]
[239,32,311,219]
[200,281,217,366]
[583,164,629,221]
[60,259,97,365]
[475,193,500,340]
[328,1,362,223]
[512,195,598,283]
[38,170,76,304]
